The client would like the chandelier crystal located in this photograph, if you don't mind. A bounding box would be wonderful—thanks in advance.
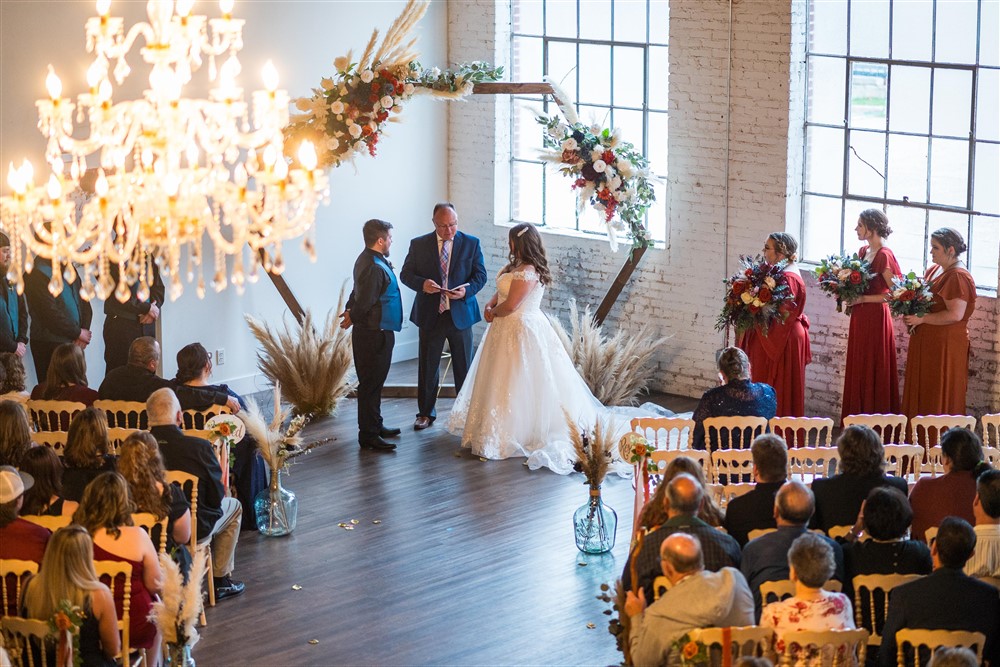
[0,0,329,302]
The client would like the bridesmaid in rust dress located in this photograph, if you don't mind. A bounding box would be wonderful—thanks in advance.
[901,228,977,419]
[841,209,902,421]
[739,232,812,417]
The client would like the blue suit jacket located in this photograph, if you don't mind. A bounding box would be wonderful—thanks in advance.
[400,231,487,331]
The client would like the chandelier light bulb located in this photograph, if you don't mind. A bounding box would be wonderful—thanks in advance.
[219,0,234,17]
[98,79,113,102]
[7,163,23,195]
[262,60,278,93]
[96,0,111,17]
[46,174,61,200]
[298,141,318,171]
[176,0,195,17]
[164,173,180,197]
[45,66,62,100]
[262,144,277,169]
[95,170,109,197]
[20,160,34,188]
[87,61,103,91]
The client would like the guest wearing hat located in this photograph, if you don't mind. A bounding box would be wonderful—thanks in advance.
[0,233,29,359]
[0,466,52,564]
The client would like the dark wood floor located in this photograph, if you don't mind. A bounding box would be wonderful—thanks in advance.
[195,383,697,666]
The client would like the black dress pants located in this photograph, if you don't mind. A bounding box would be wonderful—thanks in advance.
[352,328,394,439]
[416,311,473,420]
[30,339,61,380]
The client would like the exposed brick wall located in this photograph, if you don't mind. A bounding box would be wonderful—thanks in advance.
[447,0,999,422]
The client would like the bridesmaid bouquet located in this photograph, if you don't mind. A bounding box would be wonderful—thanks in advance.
[716,255,794,337]
[887,271,935,333]
[813,254,874,313]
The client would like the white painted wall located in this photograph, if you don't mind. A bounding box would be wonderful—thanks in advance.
[0,0,448,393]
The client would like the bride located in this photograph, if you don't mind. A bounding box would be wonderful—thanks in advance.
[447,223,629,475]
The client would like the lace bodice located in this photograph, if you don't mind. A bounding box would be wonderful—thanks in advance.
[497,269,543,312]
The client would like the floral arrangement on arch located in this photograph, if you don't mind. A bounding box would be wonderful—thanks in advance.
[285,0,502,169]
[887,271,935,333]
[716,255,795,337]
[814,253,874,313]
[536,80,657,252]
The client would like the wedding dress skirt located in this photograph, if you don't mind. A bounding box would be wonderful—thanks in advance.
[447,269,632,476]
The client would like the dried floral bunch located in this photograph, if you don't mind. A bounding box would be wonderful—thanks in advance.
[149,550,207,647]
[285,0,501,169]
[565,409,615,488]
[239,384,323,472]
[549,300,669,406]
[245,287,355,417]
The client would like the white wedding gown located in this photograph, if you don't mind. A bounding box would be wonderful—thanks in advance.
[447,269,633,476]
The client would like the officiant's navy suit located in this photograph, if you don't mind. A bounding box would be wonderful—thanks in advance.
[401,229,487,423]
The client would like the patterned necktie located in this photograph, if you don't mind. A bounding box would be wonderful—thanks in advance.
[439,239,451,313]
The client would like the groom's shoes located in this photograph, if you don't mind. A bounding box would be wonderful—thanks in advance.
[359,436,397,451]
[379,426,402,437]
[414,416,432,430]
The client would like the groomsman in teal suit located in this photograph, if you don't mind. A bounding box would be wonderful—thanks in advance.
[400,203,487,430]
[0,233,29,359]
[23,255,93,379]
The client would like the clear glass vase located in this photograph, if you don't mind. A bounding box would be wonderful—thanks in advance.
[254,468,298,537]
[166,642,196,667]
[573,486,617,554]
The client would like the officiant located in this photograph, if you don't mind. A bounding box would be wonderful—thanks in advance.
[400,203,487,431]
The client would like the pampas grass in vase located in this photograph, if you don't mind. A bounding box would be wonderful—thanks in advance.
[565,410,619,554]
[548,299,669,406]
[150,550,208,665]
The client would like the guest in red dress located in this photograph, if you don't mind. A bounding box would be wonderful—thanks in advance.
[739,233,811,417]
[901,228,977,420]
[841,209,902,421]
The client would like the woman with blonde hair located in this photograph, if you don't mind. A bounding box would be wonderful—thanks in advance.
[62,407,116,502]
[21,525,120,667]
[74,471,163,654]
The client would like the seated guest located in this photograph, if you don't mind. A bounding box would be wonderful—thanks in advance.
[724,434,788,547]
[118,430,192,571]
[928,648,979,667]
[909,428,989,542]
[0,466,50,566]
[147,388,245,600]
[761,533,856,661]
[625,533,754,666]
[98,336,239,414]
[19,445,79,517]
[0,352,29,403]
[174,342,265,529]
[0,399,32,467]
[811,425,908,533]
[636,456,725,532]
[30,342,99,406]
[692,347,777,450]
[742,481,845,620]
[74,472,163,655]
[966,468,1000,578]
[62,407,117,503]
[879,517,1000,667]
[623,473,741,604]
[21,526,120,667]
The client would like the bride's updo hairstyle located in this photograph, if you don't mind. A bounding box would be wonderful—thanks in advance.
[505,223,552,285]
[768,232,799,263]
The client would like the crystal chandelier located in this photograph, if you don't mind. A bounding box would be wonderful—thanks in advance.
[0,0,329,303]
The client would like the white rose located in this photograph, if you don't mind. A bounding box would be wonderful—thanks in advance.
[333,56,350,72]
[609,175,622,191]
[561,138,578,151]
[593,160,607,173]
[616,160,633,178]
[430,67,441,78]
[764,276,776,289]
[403,83,415,95]
[380,95,394,109]
[591,148,603,162]
[348,123,362,138]
[326,137,340,151]
[330,100,344,114]
[360,70,374,83]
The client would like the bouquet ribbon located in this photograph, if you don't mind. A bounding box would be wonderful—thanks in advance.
[57,628,73,667]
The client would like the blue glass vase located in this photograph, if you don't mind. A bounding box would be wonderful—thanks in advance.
[254,469,297,537]
[573,486,617,554]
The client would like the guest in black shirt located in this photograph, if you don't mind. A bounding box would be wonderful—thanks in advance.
[692,347,777,450]
[724,434,788,547]
[61,407,116,502]
[19,446,78,518]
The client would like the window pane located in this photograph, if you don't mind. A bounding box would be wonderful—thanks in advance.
[805,126,845,196]
[545,0,577,39]
[848,130,887,198]
[578,44,611,105]
[887,134,929,203]
[808,56,847,126]
[646,180,667,243]
[850,0,889,58]
[512,99,542,160]
[803,195,844,260]
[929,138,970,207]
[885,204,929,274]
[647,111,668,176]
[974,142,999,215]
[810,0,848,55]
[545,169,579,229]
[614,0,648,44]
[969,214,1000,289]
[891,0,932,61]
[931,68,972,138]
[889,65,931,134]
[546,40,578,101]
[513,0,544,35]
[935,0,978,64]
[613,47,646,108]
[579,104,611,128]
[513,161,544,225]
[512,36,544,82]
[648,46,669,111]
[850,62,888,130]
[977,68,1000,142]
[612,109,644,154]
[649,0,668,44]
[579,0,610,41]
[981,0,999,67]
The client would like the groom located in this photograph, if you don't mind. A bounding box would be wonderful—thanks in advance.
[401,203,487,430]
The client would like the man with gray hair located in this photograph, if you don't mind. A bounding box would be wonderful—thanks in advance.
[625,533,754,666]
[622,473,741,603]
[148,387,245,600]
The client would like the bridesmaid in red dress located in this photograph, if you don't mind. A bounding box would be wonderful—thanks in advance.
[901,228,977,419]
[841,209,902,421]
[739,233,812,417]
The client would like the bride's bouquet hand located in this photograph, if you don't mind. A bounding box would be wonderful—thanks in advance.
[484,305,495,323]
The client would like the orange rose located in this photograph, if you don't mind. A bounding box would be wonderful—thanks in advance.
[635,444,647,457]
[54,612,71,632]
[219,423,231,436]
[682,641,700,660]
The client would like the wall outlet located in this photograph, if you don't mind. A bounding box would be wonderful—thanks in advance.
[215,348,225,366]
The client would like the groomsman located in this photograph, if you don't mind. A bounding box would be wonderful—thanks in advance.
[341,219,403,451]
[23,255,92,379]
[400,203,487,430]
[0,234,28,358]
[103,261,165,374]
